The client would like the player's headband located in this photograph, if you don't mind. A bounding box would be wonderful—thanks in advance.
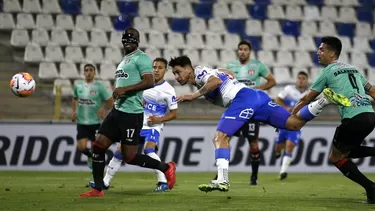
[122,32,139,45]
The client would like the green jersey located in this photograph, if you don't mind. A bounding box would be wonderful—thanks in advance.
[73,81,111,125]
[226,59,269,88]
[311,62,374,119]
[114,49,153,114]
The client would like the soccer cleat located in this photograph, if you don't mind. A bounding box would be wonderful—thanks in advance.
[279,172,288,180]
[365,185,375,204]
[164,162,176,190]
[323,88,351,107]
[79,188,104,197]
[87,157,93,169]
[198,181,229,192]
[88,181,109,190]
[250,175,258,185]
[153,182,169,192]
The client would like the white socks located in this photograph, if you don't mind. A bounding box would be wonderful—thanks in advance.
[146,152,167,183]
[280,155,292,174]
[103,157,122,187]
[216,158,229,183]
[308,98,329,116]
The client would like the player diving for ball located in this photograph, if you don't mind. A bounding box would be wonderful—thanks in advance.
[89,57,178,192]
[169,55,351,192]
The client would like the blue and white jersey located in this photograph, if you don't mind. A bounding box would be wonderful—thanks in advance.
[194,66,247,108]
[142,80,178,132]
[277,85,308,107]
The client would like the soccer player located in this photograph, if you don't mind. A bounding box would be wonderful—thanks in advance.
[89,58,178,192]
[169,55,350,192]
[292,36,375,204]
[274,71,309,180]
[225,40,276,185]
[72,64,113,169]
[79,28,176,197]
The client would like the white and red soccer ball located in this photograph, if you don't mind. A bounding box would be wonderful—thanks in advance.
[10,72,36,97]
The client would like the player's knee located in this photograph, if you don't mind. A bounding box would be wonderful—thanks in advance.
[77,144,86,152]
[249,139,258,148]
[213,131,230,147]
[92,141,106,154]
[250,146,260,160]
[285,142,295,153]
[123,152,136,164]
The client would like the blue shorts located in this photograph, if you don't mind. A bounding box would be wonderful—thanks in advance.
[276,129,301,145]
[217,88,291,137]
[140,129,160,144]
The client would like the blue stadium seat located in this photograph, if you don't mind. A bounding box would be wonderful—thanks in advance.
[337,23,355,38]
[282,21,300,36]
[0,0,3,12]
[311,52,322,66]
[254,0,271,4]
[249,5,267,20]
[357,7,373,23]
[359,0,375,5]
[314,37,322,48]
[61,0,81,15]
[226,19,245,35]
[368,53,375,67]
[171,18,190,33]
[242,35,262,51]
[113,15,132,31]
[307,0,324,5]
[118,1,138,16]
[370,39,375,50]
[200,0,216,3]
[194,3,213,19]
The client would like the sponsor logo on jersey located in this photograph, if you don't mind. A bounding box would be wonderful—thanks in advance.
[78,99,96,106]
[115,69,129,79]
[125,59,131,64]
[349,94,372,108]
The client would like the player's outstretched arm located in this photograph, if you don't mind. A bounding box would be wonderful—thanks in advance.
[148,109,177,125]
[275,97,292,112]
[177,76,222,102]
[255,73,277,91]
[291,90,321,115]
[113,73,154,99]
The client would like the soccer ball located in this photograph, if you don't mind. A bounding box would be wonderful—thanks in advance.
[10,72,36,97]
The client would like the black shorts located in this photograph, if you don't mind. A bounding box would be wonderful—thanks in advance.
[76,124,100,141]
[233,119,260,143]
[333,112,375,153]
[98,109,143,146]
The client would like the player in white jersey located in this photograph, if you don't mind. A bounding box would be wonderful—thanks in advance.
[89,58,178,192]
[169,56,349,192]
[274,71,309,180]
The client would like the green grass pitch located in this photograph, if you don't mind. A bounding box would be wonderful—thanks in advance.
[1,171,375,211]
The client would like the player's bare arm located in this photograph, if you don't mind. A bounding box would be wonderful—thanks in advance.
[364,82,375,100]
[72,97,77,122]
[147,109,177,125]
[275,97,292,112]
[177,76,222,102]
[255,73,277,90]
[291,90,321,115]
[113,73,154,99]
[218,69,235,78]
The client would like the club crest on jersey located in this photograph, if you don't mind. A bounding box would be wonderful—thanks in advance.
[115,69,129,79]
[248,70,255,75]
[90,90,96,95]
[125,59,131,64]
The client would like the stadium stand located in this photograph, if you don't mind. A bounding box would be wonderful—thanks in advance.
[0,0,374,120]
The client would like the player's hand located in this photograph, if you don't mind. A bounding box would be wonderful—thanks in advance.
[113,87,127,100]
[72,112,76,122]
[177,93,195,102]
[147,115,161,125]
[97,108,106,119]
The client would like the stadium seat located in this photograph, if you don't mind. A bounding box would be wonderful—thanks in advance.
[104,47,122,64]
[267,4,285,20]
[269,0,288,4]
[254,0,271,4]
[291,67,309,78]
[245,20,263,36]
[138,1,156,17]
[318,21,337,36]
[309,66,321,80]
[357,7,373,23]
[338,7,357,23]
[59,63,80,79]
[163,48,180,61]
[163,67,175,81]
[298,35,317,51]
[280,36,298,51]
[294,51,313,67]
[321,6,339,22]
[370,39,375,51]
[109,31,123,48]
[167,32,185,48]
[95,15,115,31]
[23,0,41,13]
[242,36,261,51]
[118,1,137,16]
[267,86,284,99]
[301,21,318,36]
[369,53,375,67]
[183,49,200,64]
[337,36,352,52]
[151,17,170,33]
[339,52,350,63]
[257,51,275,67]
[190,18,207,33]
[355,22,372,37]
[16,13,35,29]
[171,18,190,33]
[353,37,372,52]
[36,14,54,29]
[90,30,108,47]
[44,45,64,62]
[75,15,94,31]
[113,15,132,31]
[65,46,84,63]
[307,0,324,5]
[99,0,119,16]
[156,1,174,17]
[31,29,49,46]
[53,79,73,96]
[223,33,240,50]
[201,49,219,67]
[208,18,226,33]
[39,62,59,79]
[24,44,44,62]
[138,32,148,48]
[368,68,375,83]
[10,29,29,47]
[100,63,116,80]
[134,17,151,32]
[272,67,293,83]
[275,51,294,67]
[149,31,166,48]
[285,5,303,21]
[325,0,341,5]
[3,0,22,12]
[303,5,321,21]
[337,23,355,38]
[194,3,213,19]
[249,4,267,20]
[85,47,104,63]
[61,0,80,15]
[71,30,89,46]
[186,33,205,49]
[176,2,195,18]
[81,0,99,15]
[282,21,300,36]
[0,13,16,29]
[174,84,192,95]
[55,14,74,30]
[213,2,230,18]
[205,33,223,49]
[145,48,161,61]
[262,34,279,51]
[350,52,370,69]
[50,29,70,46]
[219,49,236,67]
[42,0,61,14]
[264,20,282,35]
[231,2,249,19]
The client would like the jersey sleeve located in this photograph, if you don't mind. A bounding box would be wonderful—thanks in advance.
[310,69,327,93]
[226,61,235,70]
[359,73,369,87]
[194,66,218,86]
[258,61,270,78]
[166,88,178,110]
[73,84,78,99]
[277,85,289,99]
[99,83,111,100]
[136,53,153,76]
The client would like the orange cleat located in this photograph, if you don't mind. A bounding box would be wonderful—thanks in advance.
[164,162,176,190]
[79,189,104,197]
